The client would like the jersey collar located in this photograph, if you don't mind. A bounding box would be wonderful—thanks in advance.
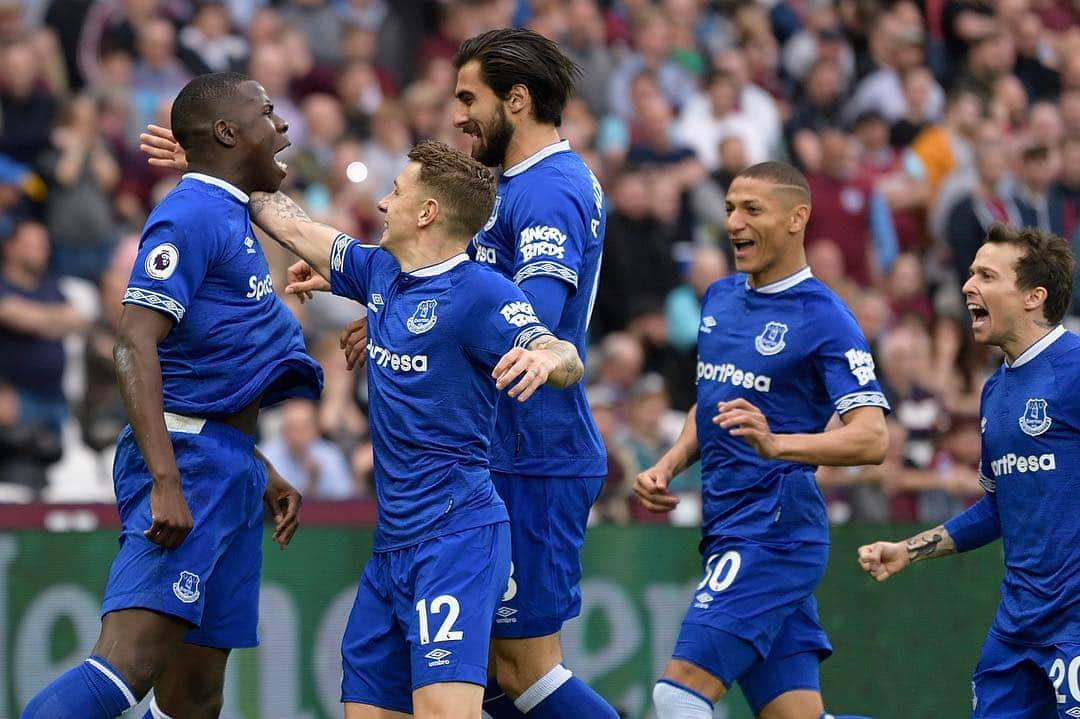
[1006,324,1066,368]
[503,139,571,177]
[408,252,469,277]
[746,266,813,294]
[183,172,250,204]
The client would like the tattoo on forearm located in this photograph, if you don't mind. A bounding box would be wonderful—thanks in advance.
[533,338,582,385]
[250,192,314,226]
[904,526,954,563]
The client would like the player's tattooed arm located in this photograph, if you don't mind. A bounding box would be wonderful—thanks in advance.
[492,335,584,403]
[903,526,956,563]
[248,191,340,280]
[857,525,955,583]
[528,335,584,388]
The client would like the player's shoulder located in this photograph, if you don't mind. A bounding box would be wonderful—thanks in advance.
[509,150,594,199]
[1045,330,1080,376]
[458,260,518,295]
[703,273,743,300]
[145,180,246,239]
[794,278,860,326]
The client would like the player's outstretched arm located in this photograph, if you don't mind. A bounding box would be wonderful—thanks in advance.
[858,525,957,582]
[633,405,700,513]
[114,305,193,549]
[255,447,302,550]
[716,400,888,466]
[492,335,583,402]
[248,191,340,280]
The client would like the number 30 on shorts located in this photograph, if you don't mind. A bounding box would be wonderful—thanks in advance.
[698,551,742,593]
[416,595,463,645]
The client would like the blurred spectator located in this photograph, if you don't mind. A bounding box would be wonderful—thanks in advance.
[363,101,412,201]
[260,399,357,500]
[1055,136,1080,244]
[805,127,898,286]
[39,93,121,281]
[249,42,306,147]
[1010,141,1066,236]
[336,59,387,137]
[665,244,728,353]
[288,93,346,191]
[807,238,858,304]
[885,252,935,328]
[279,0,341,66]
[587,385,635,526]
[955,28,1016,105]
[310,333,368,451]
[129,17,191,132]
[877,320,945,521]
[1010,11,1060,102]
[844,9,944,126]
[713,47,782,160]
[616,373,673,478]
[282,24,341,100]
[786,58,846,171]
[0,39,60,165]
[589,332,645,414]
[852,110,929,252]
[0,221,90,489]
[78,240,133,453]
[675,70,766,170]
[910,88,983,202]
[607,9,697,121]
[0,380,61,499]
[178,0,249,76]
[989,73,1030,137]
[690,134,748,246]
[891,66,937,148]
[781,2,855,85]
[944,133,1015,287]
[560,0,615,119]
[593,169,679,338]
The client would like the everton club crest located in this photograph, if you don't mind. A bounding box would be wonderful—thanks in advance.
[1018,398,1051,437]
[173,570,201,604]
[755,321,789,356]
[407,299,438,334]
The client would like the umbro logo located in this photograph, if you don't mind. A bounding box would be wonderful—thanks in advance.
[368,293,384,313]
[425,648,452,667]
[244,237,256,254]
[495,606,518,624]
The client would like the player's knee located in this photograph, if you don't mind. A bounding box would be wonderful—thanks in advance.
[653,680,714,719]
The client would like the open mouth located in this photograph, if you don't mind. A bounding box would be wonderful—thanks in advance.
[274,141,291,174]
[731,238,755,255]
[968,303,990,327]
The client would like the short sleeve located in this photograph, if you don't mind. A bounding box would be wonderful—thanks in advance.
[328,233,383,303]
[511,180,591,291]
[123,221,218,324]
[811,302,891,416]
[463,276,556,368]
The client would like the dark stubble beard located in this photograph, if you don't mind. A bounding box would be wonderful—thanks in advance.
[475,104,514,168]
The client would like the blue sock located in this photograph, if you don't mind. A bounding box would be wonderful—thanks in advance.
[143,696,175,719]
[821,714,874,719]
[514,665,620,718]
[484,682,526,718]
[20,656,137,718]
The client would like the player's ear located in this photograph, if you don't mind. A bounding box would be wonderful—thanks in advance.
[213,119,238,148]
[788,203,811,234]
[1023,285,1049,313]
[417,198,439,229]
[506,83,529,116]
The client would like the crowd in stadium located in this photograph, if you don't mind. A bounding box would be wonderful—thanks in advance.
[0,0,1078,526]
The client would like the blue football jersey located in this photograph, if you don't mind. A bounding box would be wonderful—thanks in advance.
[123,174,322,416]
[328,236,556,550]
[469,140,606,478]
[695,268,890,545]
[970,326,1080,645]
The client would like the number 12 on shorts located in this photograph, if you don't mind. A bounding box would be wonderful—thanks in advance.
[416,595,463,645]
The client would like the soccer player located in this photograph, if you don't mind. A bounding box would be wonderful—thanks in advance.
[20,72,322,719]
[248,139,586,718]
[143,28,615,717]
[859,224,1080,718]
[634,162,889,719]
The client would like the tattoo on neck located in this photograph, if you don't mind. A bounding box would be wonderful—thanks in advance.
[906,532,943,561]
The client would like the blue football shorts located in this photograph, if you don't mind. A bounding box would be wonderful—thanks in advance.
[972,632,1080,718]
[101,417,267,649]
[340,521,511,714]
[489,472,604,639]
[671,538,833,714]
